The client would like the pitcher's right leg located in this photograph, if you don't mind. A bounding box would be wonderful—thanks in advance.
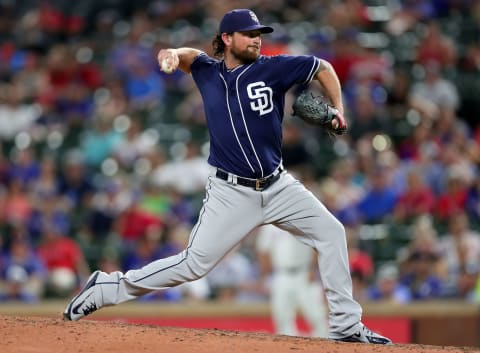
[64,176,263,321]
[64,246,214,321]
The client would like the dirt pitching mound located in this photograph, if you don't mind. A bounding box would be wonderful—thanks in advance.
[1,315,478,353]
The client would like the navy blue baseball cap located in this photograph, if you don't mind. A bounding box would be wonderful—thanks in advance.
[219,9,274,34]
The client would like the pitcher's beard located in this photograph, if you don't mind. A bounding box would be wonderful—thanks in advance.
[231,46,260,64]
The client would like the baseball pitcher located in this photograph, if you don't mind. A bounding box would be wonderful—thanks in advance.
[63,8,391,345]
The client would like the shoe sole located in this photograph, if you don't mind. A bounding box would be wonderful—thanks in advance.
[63,271,101,321]
[333,338,393,345]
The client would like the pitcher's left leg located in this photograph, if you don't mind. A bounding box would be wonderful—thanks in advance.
[262,173,391,344]
[262,173,360,336]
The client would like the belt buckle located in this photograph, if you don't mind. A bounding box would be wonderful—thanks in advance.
[256,176,269,191]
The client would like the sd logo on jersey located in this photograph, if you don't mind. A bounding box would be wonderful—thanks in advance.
[247,81,273,116]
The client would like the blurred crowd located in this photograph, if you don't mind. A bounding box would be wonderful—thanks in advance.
[0,0,480,307]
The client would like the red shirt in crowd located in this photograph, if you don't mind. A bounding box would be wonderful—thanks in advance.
[37,236,82,272]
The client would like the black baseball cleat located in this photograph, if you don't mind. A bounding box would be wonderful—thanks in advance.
[333,323,392,344]
[63,271,102,321]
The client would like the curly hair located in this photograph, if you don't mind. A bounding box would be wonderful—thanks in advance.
[212,33,226,58]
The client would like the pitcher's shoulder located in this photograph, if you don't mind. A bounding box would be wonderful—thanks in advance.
[258,54,290,62]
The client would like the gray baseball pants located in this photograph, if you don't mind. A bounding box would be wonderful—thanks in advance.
[95,166,362,337]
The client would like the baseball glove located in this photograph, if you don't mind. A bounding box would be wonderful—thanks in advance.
[292,91,347,135]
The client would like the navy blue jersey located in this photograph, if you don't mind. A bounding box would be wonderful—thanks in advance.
[190,53,320,178]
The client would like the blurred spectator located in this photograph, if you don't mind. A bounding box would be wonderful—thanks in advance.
[57,150,95,211]
[435,111,472,151]
[8,148,40,188]
[392,167,436,224]
[37,2,86,37]
[107,14,157,79]
[0,83,41,141]
[348,47,390,87]
[174,87,207,125]
[437,142,477,188]
[324,0,369,32]
[87,9,118,60]
[95,77,129,121]
[438,211,480,298]
[350,137,376,187]
[356,166,398,224]
[44,44,102,94]
[0,178,32,229]
[138,180,170,219]
[385,67,412,121]
[330,157,365,209]
[376,149,411,197]
[27,191,70,245]
[318,158,365,226]
[0,237,46,303]
[408,61,459,121]
[124,58,166,111]
[366,262,410,304]
[80,117,124,169]
[112,119,158,170]
[413,136,445,196]
[397,216,442,265]
[414,21,457,69]
[29,156,59,198]
[36,222,90,298]
[398,249,444,301]
[329,30,363,85]
[10,51,48,103]
[150,140,210,195]
[56,81,94,126]
[34,92,64,132]
[396,216,446,301]
[347,92,387,142]
[396,120,440,162]
[435,166,469,221]
[386,0,438,36]
[114,192,164,246]
[85,177,130,240]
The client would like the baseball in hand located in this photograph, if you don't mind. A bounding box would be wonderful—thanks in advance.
[332,118,339,129]
[161,59,174,74]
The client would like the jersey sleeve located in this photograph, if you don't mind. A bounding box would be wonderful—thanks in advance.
[271,55,321,90]
[190,52,218,77]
